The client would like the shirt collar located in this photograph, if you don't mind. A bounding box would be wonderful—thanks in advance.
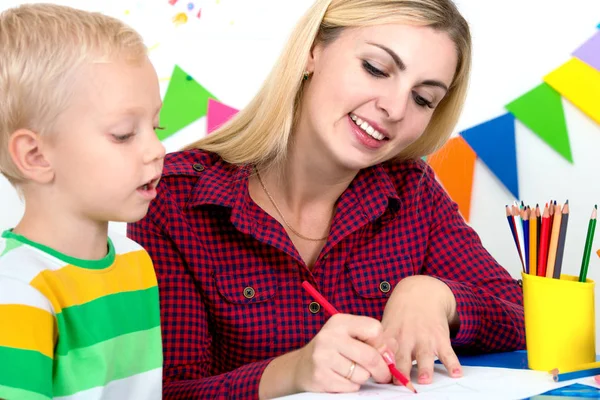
[170,150,402,221]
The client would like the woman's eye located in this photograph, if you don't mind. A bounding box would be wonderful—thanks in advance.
[413,93,434,109]
[362,60,388,78]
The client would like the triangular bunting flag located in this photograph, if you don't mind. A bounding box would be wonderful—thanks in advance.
[544,58,600,125]
[573,31,600,72]
[505,83,572,163]
[427,136,476,222]
[207,99,239,134]
[158,65,217,141]
[460,113,520,199]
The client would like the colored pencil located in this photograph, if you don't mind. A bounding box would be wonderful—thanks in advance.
[536,205,541,253]
[506,206,524,271]
[551,366,600,382]
[537,205,551,277]
[545,203,563,279]
[522,208,530,274]
[515,208,527,274]
[529,207,538,276]
[579,205,598,282]
[301,281,417,393]
[552,201,569,279]
[548,201,555,243]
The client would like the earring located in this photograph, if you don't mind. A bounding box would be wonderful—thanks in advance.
[303,71,310,81]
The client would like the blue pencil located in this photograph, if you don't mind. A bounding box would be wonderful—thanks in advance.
[552,367,600,382]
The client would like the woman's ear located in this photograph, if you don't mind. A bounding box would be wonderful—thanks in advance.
[8,129,54,184]
[305,41,323,75]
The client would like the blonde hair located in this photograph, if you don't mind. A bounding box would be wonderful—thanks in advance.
[0,3,147,185]
[186,0,471,167]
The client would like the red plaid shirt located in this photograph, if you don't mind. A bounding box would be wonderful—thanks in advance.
[128,149,525,400]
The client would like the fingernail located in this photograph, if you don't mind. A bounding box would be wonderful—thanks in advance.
[382,351,395,365]
[452,368,462,376]
[419,372,429,381]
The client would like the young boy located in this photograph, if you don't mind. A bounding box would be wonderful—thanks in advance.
[0,4,165,399]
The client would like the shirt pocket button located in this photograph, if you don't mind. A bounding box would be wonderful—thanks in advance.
[243,287,255,299]
[379,281,391,293]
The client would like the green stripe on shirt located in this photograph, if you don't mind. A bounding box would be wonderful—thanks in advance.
[55,286,160,355]
[0,346,52,398]
[0,384,51,400]
[53,327,162,397]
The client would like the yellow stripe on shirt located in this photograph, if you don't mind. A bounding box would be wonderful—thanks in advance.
[30,250,157,314]
[0,304,55,358]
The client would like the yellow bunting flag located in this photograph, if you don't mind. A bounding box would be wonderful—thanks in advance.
[544,58,600,124]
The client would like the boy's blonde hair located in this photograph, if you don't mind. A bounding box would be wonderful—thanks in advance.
[0,3,147,185]
[186,0,471,168]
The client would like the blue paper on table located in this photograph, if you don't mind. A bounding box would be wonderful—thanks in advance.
[526,383,600,398]
[434,350,530,369]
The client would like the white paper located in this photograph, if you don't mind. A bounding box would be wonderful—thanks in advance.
[275,364,583,400]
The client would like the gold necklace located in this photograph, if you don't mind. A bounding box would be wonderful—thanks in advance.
[255,167,328,242]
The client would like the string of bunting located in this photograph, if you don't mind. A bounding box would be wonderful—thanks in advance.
[427,25,600,221]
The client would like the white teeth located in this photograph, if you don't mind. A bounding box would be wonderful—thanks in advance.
[349,113,385,141]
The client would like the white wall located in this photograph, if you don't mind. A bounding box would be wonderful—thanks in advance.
[2,0,600,337]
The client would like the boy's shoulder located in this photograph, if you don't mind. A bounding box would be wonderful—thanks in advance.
[0,233,57,284]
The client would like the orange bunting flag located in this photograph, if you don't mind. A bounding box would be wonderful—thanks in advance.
[427,136,477,222]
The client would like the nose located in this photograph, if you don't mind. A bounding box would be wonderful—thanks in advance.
[144,128,166,164]
[376,87,409,122]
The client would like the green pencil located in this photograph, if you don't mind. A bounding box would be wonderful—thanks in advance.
[579,205,597,282]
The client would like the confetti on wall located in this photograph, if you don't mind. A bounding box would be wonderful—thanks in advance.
[169,0,202,24]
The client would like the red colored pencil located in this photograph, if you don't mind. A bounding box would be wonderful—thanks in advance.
[537,205,551,277]
[301,281,417,393]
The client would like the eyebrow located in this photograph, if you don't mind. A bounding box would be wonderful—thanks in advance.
[366,42,449,92]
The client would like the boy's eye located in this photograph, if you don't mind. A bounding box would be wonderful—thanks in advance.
[112,133,135,142]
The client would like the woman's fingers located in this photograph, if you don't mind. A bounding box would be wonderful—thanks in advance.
[437,341,462,378]
[414,346,436,384]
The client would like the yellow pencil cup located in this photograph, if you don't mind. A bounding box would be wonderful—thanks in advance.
[523,272,596,371]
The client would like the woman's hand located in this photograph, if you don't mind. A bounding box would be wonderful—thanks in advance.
[381,275,463,385]
[259,314,396,398]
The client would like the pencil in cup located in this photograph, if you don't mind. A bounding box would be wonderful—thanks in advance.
[579,205,597,283]
[506,205,524,272]
[300,281,417,393]
[552,202,569,279]
[529,207,538,276]
[537,204,551,277]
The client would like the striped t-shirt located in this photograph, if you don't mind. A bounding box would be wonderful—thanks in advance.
[0,230,162,400]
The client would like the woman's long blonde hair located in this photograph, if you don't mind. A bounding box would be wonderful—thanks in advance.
[185,0,471,166]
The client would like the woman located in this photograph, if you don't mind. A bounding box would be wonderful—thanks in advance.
[128,0,525,398]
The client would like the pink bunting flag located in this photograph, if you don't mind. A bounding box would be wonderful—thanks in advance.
[207,99,239,134]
